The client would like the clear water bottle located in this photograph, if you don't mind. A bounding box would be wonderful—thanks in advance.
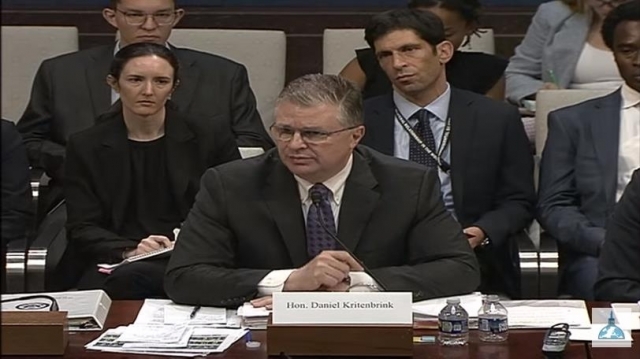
[478,294,509,342]
[438,298,469,346]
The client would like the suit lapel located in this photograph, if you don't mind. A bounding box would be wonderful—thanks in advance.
[337,149,380,253]
[590,91,622,208]
[97,115,131,229]
[365,94,395,156]
[548,13,589,87]
[86,45,114,118]
[170,46,199,113]
[164,109,199,216]
[264,155,308,267]
[449,89,477,214]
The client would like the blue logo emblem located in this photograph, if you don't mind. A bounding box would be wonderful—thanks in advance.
[597,311,625,340]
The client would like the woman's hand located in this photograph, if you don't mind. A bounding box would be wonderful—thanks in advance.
[124,235,173,258]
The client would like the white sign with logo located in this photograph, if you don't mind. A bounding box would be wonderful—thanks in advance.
[272,292,412,325]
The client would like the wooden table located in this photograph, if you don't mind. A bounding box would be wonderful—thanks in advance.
[4,301,591,358]
[588,331,640,359]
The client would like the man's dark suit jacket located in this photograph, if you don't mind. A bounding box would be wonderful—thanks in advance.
[18,44,273,182]
[595,169,640,302]
[165,146,480,307]
[360,89,535,299]
[64,106,240,265]
[538,90,621,299]
[1,119,33,248]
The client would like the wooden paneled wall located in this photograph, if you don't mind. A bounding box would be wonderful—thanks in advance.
[1,6,536,82]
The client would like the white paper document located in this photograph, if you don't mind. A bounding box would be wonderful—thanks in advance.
[134,299,240,328]
[164,303,227,325]
[502,300,591,329]
[1,290,111,331]
[611,303,640,330]
[117,324,189,343]
[412,292,483,318]
[85,326,247,357]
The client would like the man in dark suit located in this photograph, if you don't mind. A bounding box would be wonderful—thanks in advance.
[17,0,272,213]
[595,169,640,302]
[165,74,480,308]
[359,9,535,299]
[1,119,34,293]
[538,1,640,300]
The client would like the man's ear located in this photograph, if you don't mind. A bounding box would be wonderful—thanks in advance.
[436,40,455,65]
[103,8,118,29]
[351,125,366,148]
[106,75,119,92]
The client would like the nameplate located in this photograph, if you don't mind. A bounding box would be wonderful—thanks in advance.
[272,292,412,325]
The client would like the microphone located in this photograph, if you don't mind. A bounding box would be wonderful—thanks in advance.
[310,191,388,291]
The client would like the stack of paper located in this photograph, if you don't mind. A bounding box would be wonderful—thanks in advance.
[237,302,270,329]
[503,300,591,329]
[134,299,241,328]
[85,299,248,357]
[85,326,247,357]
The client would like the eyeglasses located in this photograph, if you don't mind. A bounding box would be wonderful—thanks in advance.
[270,124,360,143]
[116,9,177,26]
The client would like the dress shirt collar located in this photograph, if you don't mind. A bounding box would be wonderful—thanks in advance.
[621,83,640,109]
[393,83,451,123]
[295,154,353,206]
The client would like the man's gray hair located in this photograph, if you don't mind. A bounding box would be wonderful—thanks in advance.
[275,74,364,127]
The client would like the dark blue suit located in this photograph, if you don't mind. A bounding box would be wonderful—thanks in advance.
[361,88,535,299]
[537,90,622,300]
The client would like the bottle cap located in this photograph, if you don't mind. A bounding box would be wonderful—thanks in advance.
[446,298,460,305]
[245,341,261,349]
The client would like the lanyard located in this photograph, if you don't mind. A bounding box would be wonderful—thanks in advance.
[394,107,451,173]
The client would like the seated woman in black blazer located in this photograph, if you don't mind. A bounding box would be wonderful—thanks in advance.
[340,0,508,101]
[64,42,241,299]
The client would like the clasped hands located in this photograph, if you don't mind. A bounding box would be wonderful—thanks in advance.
[251,250,363,309]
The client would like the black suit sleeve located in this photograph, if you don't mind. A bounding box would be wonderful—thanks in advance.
[64,137,137,263]
[228,64,274,150]
[1,120,33,247]
[370,169,481,299]
[474,106,535,248]
[16,61,67,181]
[165,168,271,307]
[595,170,640,302]
[537,111,604,256]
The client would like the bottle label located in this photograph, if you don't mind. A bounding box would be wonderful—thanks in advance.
[479,318,508,334]
[439,319,469,334]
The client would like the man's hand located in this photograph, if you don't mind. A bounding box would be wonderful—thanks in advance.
[124,235,173,258]
[250,296,273,310]
[284,250,363,291]
[463,227,486,249]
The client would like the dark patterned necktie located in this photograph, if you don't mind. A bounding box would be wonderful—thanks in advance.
[408,109,438,168]
[306,183,336,258]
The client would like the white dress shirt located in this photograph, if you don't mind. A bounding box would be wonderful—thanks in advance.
[257,154,379,295]
[616,83,640,201]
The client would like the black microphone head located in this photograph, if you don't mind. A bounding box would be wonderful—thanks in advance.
[310,188,323,205]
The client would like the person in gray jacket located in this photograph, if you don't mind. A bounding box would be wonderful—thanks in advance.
[505,0,630,105]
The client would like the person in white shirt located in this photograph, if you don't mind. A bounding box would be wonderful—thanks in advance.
[164,74,480,308]
[537,0,640,300]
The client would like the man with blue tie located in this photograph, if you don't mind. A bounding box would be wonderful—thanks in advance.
[538,1,640,300]
[360,9,535,299]
[165,74,480,308]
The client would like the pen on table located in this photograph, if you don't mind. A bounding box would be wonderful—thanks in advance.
[547,69,560,88]
[189,306,201,319]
